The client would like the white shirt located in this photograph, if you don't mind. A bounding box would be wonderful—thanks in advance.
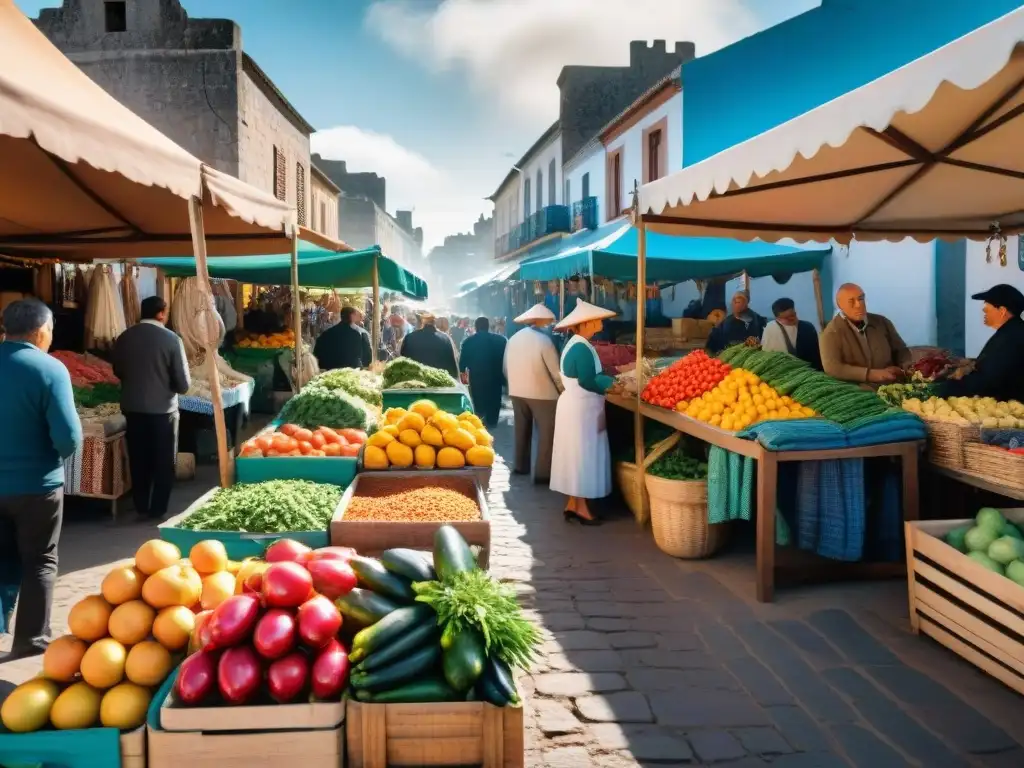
[761,320,798,354]
[503,327,563,401]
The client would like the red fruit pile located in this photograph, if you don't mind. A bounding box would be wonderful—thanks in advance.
[641,350,731,410]
[175,539,356,707]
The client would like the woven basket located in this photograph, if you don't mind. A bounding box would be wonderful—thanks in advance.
[924,419,979,469]
[614,433,681,525]
[644,474,729,559]
[964,443,1024,490]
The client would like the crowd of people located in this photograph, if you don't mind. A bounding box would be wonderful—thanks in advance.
[3,278,1023,663]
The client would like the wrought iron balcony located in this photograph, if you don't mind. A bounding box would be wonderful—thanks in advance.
[496,204,571,257]
[571,197,599,233]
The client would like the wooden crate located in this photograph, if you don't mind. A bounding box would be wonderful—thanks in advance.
[148,694,344,768]
[121,727,145,768]
[905,508,1024,695]
[346,700,523,768]
[331,471,491,568]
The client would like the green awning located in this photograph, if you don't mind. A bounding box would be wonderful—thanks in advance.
[518,222,831,283]
[139,244,428,300]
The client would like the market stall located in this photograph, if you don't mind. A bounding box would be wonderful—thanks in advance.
[632,5,1024,684]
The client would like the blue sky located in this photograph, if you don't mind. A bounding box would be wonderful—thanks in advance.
[18,0,819,249]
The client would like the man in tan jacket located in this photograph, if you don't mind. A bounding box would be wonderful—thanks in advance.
[820,283,911,388]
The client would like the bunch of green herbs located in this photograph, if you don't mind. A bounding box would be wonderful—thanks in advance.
[313,368,383,406]
[382,357,456,389]
[179,479,341,533]
[280,385,379,431]
[413,570,540,670]
[648,447,707,481]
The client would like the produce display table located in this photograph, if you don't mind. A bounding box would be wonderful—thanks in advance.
[381,385,472,415]
[606,393,923,603]
[927,463,1024,502]
[64,430,132,520]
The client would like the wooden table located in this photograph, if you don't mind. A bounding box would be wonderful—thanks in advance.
[606,394,923,603]
[927,463,1024,502]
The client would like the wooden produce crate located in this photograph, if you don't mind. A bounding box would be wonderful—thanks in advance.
[381,387,473,416]
[121,727,146,768]
[331,471,491,568]
[147,671,344,768]
[346,700,523,768]
[905,508,1024,695]
[159,486,332,560]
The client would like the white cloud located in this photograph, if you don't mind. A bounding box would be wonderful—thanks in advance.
[312,126,488,252]
[365,0,784,120]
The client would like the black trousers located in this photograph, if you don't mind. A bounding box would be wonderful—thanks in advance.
[0,488,62,651]
[125,412,179,519]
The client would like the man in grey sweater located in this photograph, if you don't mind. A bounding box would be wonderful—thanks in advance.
[112,297,190,520]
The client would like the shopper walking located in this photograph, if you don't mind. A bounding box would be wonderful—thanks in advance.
[400,313,459,377]
[504,304,562,483]
[113,296,190,521]
[459,317,508,428]
[314,306,372,371]
[0,299,82,660]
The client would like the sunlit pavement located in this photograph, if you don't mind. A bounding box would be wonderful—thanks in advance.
[3,402,1023,766]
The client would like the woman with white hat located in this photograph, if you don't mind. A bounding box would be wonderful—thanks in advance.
[550,300,617,525]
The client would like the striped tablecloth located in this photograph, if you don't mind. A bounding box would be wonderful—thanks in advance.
[178,380,254,416]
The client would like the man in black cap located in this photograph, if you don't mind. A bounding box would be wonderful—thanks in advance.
[939,284,1024,402]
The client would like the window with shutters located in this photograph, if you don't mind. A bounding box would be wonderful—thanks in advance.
[581,172,590,199]
[523,178,531,218]
[104,2,126,32]
[273,147,286,201]
[321,202,327,235]
[536,169,543,211]
[606,148,623,219]
[642,118,668,183]
[296,162,307,226]
[548,159,556,206]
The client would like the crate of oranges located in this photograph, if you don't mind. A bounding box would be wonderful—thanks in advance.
[678,368,817,432]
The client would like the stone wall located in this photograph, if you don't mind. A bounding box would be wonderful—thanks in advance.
[312,155,387,210]
[558,40,694,164]
[310,172,340,240]
[237,66,311,216]
[35,0,242,176]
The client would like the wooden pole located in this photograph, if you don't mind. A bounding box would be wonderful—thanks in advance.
[371,256,380,365]
[633,217,648,527]
[588,252,597,303]
[742,270,750,292]
[812,268,826,330]
[559,279,565,319]
[291,236,303,388]
[187,196,233,489]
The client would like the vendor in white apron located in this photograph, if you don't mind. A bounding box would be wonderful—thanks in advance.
[550,300,617,525]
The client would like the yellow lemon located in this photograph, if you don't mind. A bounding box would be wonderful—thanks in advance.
[384,408,407,425]
[420,424,445,447]
[364,444,389,469]
[437,447,466,469]
[398,412,426,433]
[398,428,423,448]
[414,444,437,468]
[443,428,476,452]
[381,424,401,438]
[367,430,395,449]
[471,428,493,447]
[410,399,439,419]
[385,440,414,468]
[466,445,495,467]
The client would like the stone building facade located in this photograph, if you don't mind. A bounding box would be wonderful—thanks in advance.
[35,0,315,219]
[310,164,341,241]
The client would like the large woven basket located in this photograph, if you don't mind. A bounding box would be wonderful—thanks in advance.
[923,419,979,469]
[964,443,1024,491]
[644,474,729,559]
[614,433,680,525]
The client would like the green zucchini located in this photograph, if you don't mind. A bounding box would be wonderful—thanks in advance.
[475,671,510,707]
[442,627,486,692]
[356,622,440,672]
[381,548,437,582]
[350,556,416,602]
[336,588,399,626]
[483,656,518,704]
[357,677,461,704]
[351,605,437,666]
[350,644,442,692]
[434,525,476,582]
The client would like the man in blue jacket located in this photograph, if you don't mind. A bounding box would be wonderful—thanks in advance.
[0,299,82,661]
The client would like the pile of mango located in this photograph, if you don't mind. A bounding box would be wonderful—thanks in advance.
[363,400,495,470]
[236,328,296,349]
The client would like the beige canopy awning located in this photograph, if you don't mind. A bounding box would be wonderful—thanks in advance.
[638,7,1024,244]
[0,0,307,260]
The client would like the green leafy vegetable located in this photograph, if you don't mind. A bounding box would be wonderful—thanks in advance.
[73,383,121,408]
[382,357,456,389]
[413,570,540,671]
[312,368,383,406]
[388,379,430,390]
[178,480,341,533]
[280,384,379,431]
[648,447,707,480]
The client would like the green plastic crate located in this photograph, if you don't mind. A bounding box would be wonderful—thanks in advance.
[158,487,332,560]
[235,422,358,489]
[382,387,473,414]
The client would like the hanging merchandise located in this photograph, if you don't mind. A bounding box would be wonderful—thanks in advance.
[121,264,141,328]
[83,265,127,351]
[171,276,225,362]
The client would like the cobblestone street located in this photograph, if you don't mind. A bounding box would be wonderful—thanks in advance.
[3,406,1023,766]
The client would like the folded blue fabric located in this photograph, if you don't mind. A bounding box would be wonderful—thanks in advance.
[796,459,865,561]
[846,423,927,447]
[739,419,847,451]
